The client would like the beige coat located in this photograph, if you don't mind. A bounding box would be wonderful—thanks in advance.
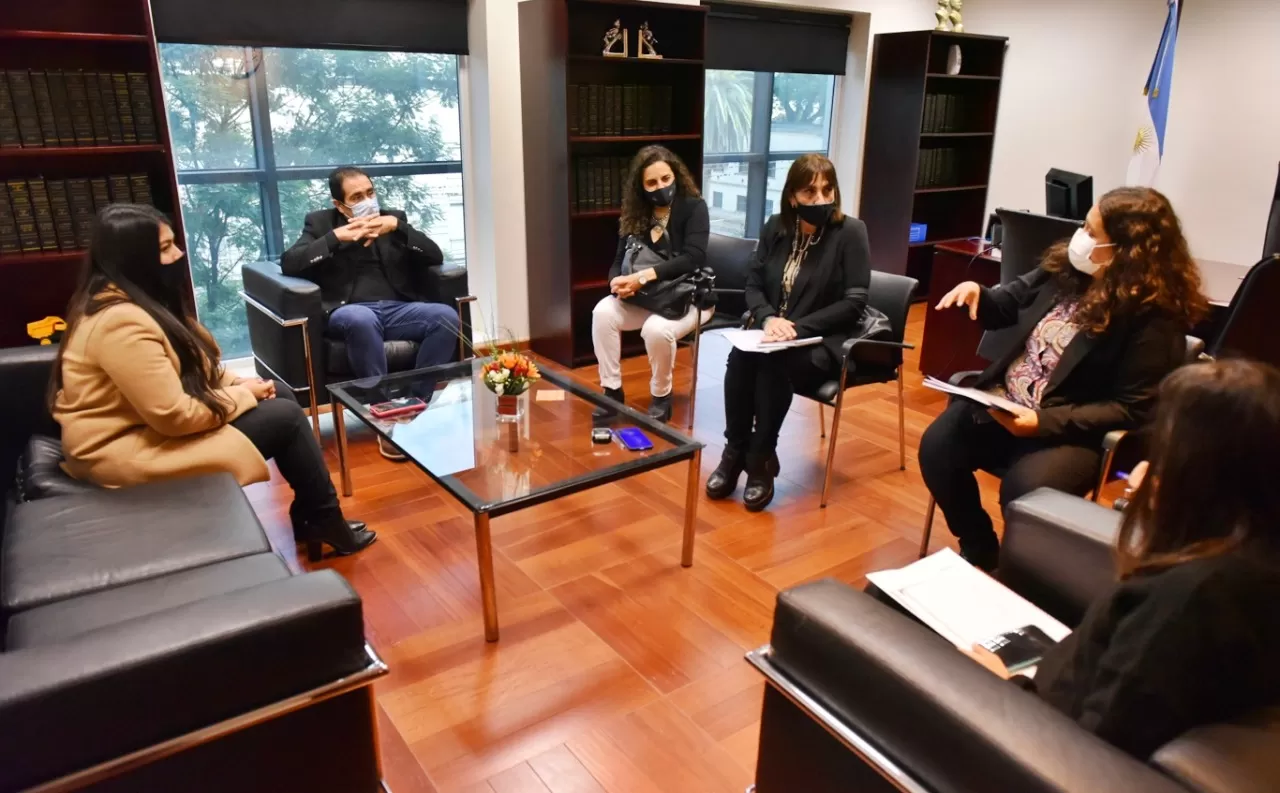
[54,300,270,487]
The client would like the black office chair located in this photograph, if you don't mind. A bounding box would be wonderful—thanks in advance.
[677,232,757,430]
[917,334,1205,558]
[1207,253,1280,367]
[239,262,475,439]
[794,271,918,508]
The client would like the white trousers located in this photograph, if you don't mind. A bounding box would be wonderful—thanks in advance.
[591,296,710,397]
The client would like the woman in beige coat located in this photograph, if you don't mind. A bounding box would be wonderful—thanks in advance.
[51,204,374,560]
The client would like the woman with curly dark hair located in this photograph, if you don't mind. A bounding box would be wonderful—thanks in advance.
[919,186,1209,570]
[591,145,709,421]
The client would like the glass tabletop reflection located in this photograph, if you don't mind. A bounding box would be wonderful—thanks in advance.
[327,359,701,512]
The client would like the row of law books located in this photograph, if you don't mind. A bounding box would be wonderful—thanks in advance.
[916,147,965,189]
[567,84,674,137]
[921,92,971,134]
[0,70,158,149]
[571,156,630,213]
[0,174,155,256]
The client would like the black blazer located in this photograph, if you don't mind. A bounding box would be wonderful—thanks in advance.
[1035,552,1280,760]
[608,195,709,281]
[973,267,1185,442]
[281,208,444,313]
[746,214,871,364]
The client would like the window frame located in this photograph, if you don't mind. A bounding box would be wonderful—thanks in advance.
[703,70,836,240]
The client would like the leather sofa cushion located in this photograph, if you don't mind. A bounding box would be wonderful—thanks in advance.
[17,434,100,502]
[5,553,290,649]
[2,473,270,613]
[325,339,418,378]
[1152,708,1280,793]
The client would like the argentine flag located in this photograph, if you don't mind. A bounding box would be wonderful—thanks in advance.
[1127,0,1181,186]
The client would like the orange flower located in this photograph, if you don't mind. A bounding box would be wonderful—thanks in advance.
[499,353,518,370]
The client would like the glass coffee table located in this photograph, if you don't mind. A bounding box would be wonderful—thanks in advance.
[328,359,704,641]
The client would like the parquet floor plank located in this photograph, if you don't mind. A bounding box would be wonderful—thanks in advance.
[246,305,997,792]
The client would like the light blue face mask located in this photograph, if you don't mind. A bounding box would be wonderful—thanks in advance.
[346,196,380,219]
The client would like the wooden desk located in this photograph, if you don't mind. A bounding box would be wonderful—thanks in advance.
[918,240,1000,379]
[1197,258,1249,307]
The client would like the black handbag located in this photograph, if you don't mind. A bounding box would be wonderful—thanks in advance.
[621,235,717,320]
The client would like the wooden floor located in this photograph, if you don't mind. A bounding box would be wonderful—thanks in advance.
[244,304,1004,793]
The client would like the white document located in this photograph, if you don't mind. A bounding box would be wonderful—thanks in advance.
[719,328,823,354]
[922,376,1023,414]
[867,548,1071,674]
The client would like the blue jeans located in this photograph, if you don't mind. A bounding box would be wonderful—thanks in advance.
[328,301,460,378]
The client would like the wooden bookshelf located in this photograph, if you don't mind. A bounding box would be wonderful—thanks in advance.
[520,0,706,367]
[0,0,185,347]
[859,30,1007,297]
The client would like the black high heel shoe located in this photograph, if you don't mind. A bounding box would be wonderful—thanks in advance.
[742,452,780,512]
[705,445,746,500]
[592,387,625,421]
[296,510,377,562]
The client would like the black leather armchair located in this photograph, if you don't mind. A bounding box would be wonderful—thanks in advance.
[0,346,387,792]
[748,488,1280,793]
[241,261,476,437]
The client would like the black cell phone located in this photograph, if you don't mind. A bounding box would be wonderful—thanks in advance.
[978,624,1058,673]
[615,427,653,451]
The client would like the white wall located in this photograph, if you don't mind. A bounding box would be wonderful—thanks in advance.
[461,0,938,341]
[965,0,1280,266]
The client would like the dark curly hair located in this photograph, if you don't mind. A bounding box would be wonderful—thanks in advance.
[1041,186,1209,333]
[619,145,700,237]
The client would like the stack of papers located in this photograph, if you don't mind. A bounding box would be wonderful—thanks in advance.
[867,549,1071,676]
[922,376,1022,414]
[719,328,823,354]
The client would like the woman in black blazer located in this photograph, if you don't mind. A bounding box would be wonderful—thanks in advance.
[1033,358,1280,759]
[705,154,871,511]
[920,186,1209,570]
[592,146,710,421]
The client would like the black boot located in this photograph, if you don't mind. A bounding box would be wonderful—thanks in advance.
[592,387,625,420]
[742,452,780,512]
[295,507,377,562]
[705,444,746,500]
[958,533,1000,573]
[647,393,673,422]
[290,504,366,543]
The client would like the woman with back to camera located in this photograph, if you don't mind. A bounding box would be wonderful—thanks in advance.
[591,145,710,422]
[1032,358,1280,760]
[919,186,1208,571]
[51,204,375,560]
[704,154,871,512]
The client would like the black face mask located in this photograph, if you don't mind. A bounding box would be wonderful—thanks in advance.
[794,201,835,227]
[644,183,676,207]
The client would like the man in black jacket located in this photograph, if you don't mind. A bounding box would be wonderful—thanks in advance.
[281,167,458,380]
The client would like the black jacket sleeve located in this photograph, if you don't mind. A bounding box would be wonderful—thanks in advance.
[280,211,337,276]
[1036,314,1181,439]
[607,236,626,281]
[745,217,779,327]
[976,267,1052,330]
[652,198,709,281]
[793,219,871,340]
[391,211,444,269]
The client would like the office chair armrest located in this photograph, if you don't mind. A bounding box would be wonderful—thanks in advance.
[1102,429,1127,452]
[840,338,915,359]
[241,261,322,323]
[711,287,746,294]
[949,370,983,387]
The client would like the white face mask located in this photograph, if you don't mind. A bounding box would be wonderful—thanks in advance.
[1067,227,1114,275]
[346,196,380,219]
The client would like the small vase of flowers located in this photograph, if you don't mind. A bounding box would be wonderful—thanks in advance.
[482,351,541,422]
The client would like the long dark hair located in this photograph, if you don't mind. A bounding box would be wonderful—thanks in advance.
[1116,359,1280,576]
[777,153,845,233]
[619,145,700,237]
[49,204,231,421]
[1041,186,1209,334]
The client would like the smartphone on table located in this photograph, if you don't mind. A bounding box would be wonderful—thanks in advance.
[368,396,427,420]
[614,427,653,452]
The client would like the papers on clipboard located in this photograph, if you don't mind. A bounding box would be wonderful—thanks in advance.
[719,329,823,354]
[866,548,1071,677]
[922,376,1023,414]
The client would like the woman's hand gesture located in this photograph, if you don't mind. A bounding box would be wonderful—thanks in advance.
[762,317,797,341]
[244,378,276,401]
[936,281,983,321]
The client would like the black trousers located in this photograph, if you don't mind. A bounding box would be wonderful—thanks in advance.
[918,400,1101,553]
[723,346,833,455]
[229,382,339,519]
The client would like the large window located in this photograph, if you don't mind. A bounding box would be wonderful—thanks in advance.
[703,71,835,239]
[159,45,465,358]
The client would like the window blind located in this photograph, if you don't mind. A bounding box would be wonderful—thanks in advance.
[705,2,851,75]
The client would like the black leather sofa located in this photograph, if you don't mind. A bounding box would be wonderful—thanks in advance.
[748,488,1280,793]
[0,346,386,792]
